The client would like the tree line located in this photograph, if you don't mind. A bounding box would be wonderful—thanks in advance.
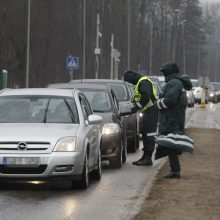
[0,0,220,88]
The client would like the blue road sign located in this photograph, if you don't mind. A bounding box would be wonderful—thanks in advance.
[66,56,79,70]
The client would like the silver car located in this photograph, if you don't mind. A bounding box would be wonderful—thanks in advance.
[186,90,195,107]
[0,88,103,189]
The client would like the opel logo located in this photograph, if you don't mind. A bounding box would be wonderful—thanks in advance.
[17,142,28,151]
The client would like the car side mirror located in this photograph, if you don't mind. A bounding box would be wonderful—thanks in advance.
[120,106,132,117]
[88,114,103,124]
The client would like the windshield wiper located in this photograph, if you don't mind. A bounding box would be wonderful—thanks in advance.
[64,99,75,123]
[43,99,50,123]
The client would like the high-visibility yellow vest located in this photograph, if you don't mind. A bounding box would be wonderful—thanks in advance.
[134,76,158,112]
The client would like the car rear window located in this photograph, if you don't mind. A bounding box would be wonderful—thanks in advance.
[80,90,111,112]
[109,83,129,101]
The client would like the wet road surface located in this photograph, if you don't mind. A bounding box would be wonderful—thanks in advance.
[0,150,164,220]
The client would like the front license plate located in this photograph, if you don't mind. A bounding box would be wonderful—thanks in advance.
[3,157,39,167]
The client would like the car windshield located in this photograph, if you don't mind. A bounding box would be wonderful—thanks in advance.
[80,90,111,112]
[211,83,220,90]
[0,96,79,123]
[109,83,129,101]
[191,80,199,87]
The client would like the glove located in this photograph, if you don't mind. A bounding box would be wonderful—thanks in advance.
[131,104,139,113]
[131,97,136,104]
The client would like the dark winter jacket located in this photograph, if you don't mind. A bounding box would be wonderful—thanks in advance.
[157,62,192,135]
[124,70,155,108]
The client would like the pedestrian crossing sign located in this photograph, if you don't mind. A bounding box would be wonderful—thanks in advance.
[66,56,79,69]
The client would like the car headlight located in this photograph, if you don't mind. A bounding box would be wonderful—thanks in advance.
[53,137,76,152]
[102,123,120,135]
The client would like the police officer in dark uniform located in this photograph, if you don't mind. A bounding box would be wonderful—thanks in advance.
[156,61,192,178]
[124,69,158,166]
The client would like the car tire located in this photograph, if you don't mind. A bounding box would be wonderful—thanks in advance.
[127,132,137,153]
[109,147,122,169]
[92,148,102,180]
[122,142,128,163]
[73,151,89,189]
[122,139,127,163]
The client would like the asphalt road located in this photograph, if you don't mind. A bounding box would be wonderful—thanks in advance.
[1,105,217,220]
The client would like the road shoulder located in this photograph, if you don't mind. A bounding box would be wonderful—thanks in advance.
[131,128,220,220]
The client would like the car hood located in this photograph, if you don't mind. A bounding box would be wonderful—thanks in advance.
[0,123,79,143]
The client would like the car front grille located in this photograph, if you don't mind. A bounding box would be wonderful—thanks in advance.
[0,141,50,151]
[0,165,47,174]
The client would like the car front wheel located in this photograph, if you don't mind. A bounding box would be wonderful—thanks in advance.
[73,151,89,189]
[109,146,122,169]
[92,148,102,180]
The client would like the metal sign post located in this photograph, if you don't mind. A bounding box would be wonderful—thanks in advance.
[112,49,121,79]
[66,56,79,81]
[95,13,102,79]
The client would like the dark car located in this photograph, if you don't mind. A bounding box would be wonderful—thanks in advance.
[207,84,218,103]
[210,82,220,102]
[48,82,129,168]
[69,79,140,153]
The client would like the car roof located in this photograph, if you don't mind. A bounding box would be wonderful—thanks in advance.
[70,79,126,84]
[210,82,220,85]
[0,88,76,97]
[49,82,109,90]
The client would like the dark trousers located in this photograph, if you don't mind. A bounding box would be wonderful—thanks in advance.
[142,105,158,158]
[168,149,180,172]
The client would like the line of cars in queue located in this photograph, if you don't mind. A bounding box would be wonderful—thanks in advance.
[0,80,138,189]
[191,79,220,105]
[2,77,218,189]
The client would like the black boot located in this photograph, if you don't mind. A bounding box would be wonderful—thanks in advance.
[132,156,153,166]
[132,154,145,165]
[163,172,181,179]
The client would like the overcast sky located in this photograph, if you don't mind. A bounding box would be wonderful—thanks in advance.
[200,0,220,3]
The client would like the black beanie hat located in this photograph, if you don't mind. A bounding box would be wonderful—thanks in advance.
[124,69,137,83]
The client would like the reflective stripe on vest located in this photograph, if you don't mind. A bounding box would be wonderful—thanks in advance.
[134,76,158,112]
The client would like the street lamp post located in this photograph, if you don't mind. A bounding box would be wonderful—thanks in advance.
[149,15,153,74]
[82,0,86,79]
[25,0,31,88]
[215,51,218,82]
[110,34,114,79]
[127,0,131,69]
[207,37,212,78]
[181,19,187,75]
[95,14,101,79]
[197,37,201,79]
[172,9,180,61]
[214,42,220,82]
[197,29,204,79]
